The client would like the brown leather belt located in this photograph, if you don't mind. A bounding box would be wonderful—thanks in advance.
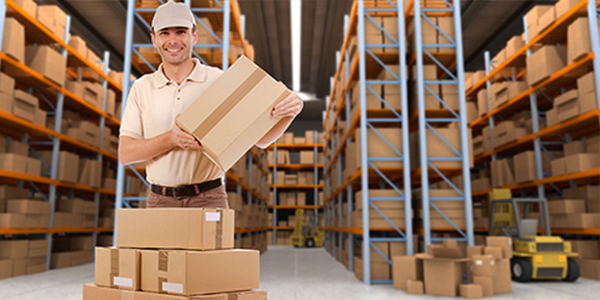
[150,179,222,199]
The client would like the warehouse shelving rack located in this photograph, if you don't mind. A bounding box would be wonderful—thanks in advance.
[410,0,473,248]
[269,130,323,245]
[0,0,123,270]
[466,0,600,236]
[321,0,411,284]
[116,0,269,243]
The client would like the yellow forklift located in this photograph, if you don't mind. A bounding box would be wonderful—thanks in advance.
[290,209,324,248]
[488,189,579,282]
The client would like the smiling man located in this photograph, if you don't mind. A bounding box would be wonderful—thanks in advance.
[118,1,303,208]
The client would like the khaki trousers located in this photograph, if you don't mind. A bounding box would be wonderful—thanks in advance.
[146,185,229,208]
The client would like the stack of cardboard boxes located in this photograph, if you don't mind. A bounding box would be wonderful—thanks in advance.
[0,238,49,279]
[568,239,600,280]
[86,208,266,299]
[0,138,42,177]
[51,235,94,269]
[0,72,46,127]
[392,237,512,297]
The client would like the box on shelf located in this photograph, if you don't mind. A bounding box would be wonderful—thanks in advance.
[2,18,25,62]
[526,45,567,87]
[12,90,38,122]
[25,45,67,87]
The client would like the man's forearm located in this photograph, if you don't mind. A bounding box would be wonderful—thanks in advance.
[255,116,294,149]
[118,133,175,165]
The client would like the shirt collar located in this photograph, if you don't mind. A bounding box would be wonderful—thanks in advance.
[152,58,207,88]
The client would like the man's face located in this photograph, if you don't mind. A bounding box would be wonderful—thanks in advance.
[151,27,198,66]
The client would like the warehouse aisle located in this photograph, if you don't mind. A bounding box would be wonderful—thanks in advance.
[0,245,599,300]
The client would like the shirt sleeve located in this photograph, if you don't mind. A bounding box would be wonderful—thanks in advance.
[119,81,143,139]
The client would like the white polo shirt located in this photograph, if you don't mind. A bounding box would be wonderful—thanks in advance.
[120,58,224,186]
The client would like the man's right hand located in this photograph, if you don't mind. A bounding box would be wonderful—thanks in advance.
[171,125,202,150]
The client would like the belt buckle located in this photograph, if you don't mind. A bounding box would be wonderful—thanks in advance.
[174,185,187,200]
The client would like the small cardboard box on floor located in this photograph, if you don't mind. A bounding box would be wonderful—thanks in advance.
[176,56,290,172]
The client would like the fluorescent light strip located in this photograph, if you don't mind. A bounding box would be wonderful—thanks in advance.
[291,0,301,92]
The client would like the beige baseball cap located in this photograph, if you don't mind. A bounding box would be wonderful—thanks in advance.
[152,1,196,31]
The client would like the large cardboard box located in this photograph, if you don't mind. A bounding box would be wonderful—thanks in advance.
[0,240,28,259]
[25,45,67,87]
[567,17,594,63]
[555,90,579,122]
[0,153,28,173]
[83,284,267,300]
[422,255,467,296]
[485,236,513,259]
[69,35,88,58]
[526,45,567,87]
[392,255,423,290]
[556,0,581,18]
[471,255,496,277]
[176,56,290,172]
[460,284,483,299]
[2,18,25,62]
[141,249,259,295]
[117,208,234,250]
[410,127,473,170]
[28,239,48,258]
[548,199,585,214]
[95,247,140,290]
[565,153,600,174]
[493,258,512,293]
[6,199,50,214]
[13,90,38,122]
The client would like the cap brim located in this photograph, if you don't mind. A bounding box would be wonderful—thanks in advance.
[154,18,194,31]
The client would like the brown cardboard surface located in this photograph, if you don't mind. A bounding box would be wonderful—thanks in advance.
[555,90,579,122]
[422,256,467,297]
[392,255,423,290]
[460,284,483,299]
[12,257,27,277]
[567,17,591,63]
[0,72,15,96]
[548,199,586,214]
[28,239,48,258]
[0,240,28,259]
[141,249,259,295]
[551,157,566,176]
[0,259,12,279]
[526,45,567,86]
[493,259,512,294]
[565,153,600,174]
[6,199,50,214]
[564,140,587,156]
[13,90,38,122]
[176,56,289,172]
[513,151,537,183]
[406,280,424,295]
[0,153,27,173]
[485,237,513,259]
[117,208,234,250]
[13,0,37,17]
[577,72,595,99]
[473,275,494,297]
[557,0,581,17]
[568,240,600,259]
[83,284,267,300]
[471,255,496,277]
[2,18,25,62]
[25,45,67,87]
[484,247,503,261]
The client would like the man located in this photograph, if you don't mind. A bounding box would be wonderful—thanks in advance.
[118,1,303,208]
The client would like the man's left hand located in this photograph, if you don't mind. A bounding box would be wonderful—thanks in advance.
[272,92,303,118]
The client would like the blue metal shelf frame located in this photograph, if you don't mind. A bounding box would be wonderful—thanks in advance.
[414,0,473,246]
[322,0,412,285]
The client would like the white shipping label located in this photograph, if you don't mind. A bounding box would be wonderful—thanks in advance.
[162,282,184,293]
[475,260,482,266]
[206,212,221,221]
[113,277,133,287]
[491,260,495,265]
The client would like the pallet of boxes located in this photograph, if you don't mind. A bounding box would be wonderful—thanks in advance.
[85,207,267,299]
[392,237,513,298]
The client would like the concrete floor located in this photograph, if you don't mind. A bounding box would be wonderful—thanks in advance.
[0,245,599,300]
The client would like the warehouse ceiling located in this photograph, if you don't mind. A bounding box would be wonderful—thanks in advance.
[44,0,558,119]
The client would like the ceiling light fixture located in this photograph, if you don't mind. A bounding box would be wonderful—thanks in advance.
[291,0,301,92]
